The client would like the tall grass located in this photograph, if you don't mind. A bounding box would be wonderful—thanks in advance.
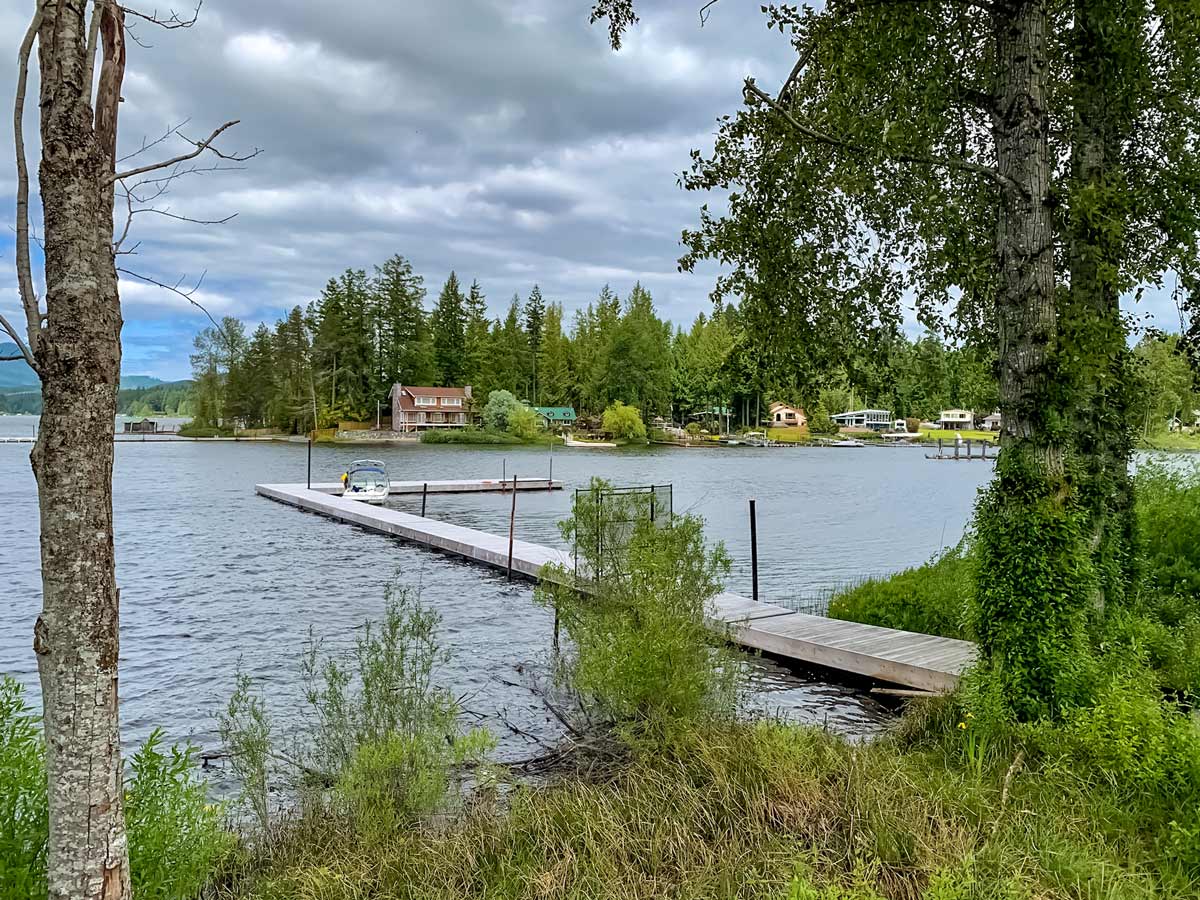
[220,717,1200,899]
[827,544,973,639]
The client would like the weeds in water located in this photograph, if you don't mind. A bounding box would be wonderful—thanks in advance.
[219,581,494,841]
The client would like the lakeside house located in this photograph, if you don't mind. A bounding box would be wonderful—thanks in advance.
[831,409,893,432]
[532,406,577,428]
[981,411,1002,431]
[389,384,471,431]
[768,402,807,428]
[938,408,975,430]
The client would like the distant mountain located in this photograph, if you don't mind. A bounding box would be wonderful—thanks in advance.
[119,375,164,389]
[0,343,166,390]
[0,343,36,388]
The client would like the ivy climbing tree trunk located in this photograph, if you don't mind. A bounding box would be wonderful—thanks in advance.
[974,0,1092,719]
[28,3,131,899]
[1062,0,1141,612]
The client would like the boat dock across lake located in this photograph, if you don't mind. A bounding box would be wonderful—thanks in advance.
[256,480,977,693]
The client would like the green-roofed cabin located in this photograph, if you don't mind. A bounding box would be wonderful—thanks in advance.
[532,406,577,428]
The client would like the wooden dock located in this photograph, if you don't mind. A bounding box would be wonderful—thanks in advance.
[256,482,976,692]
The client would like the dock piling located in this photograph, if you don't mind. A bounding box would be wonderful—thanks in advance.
[421,482,428,517]
[749,498,759,603]
[306,438,312,490]
[507,475,517,581]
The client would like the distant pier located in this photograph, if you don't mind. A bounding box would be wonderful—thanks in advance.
[256,480,976,693]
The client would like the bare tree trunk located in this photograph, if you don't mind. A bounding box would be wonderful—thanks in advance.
[975,0,1091,719]
[28,3,131,898]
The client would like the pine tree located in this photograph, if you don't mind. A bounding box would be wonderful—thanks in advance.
[462,278,493,397]
[609,283,672,416]
[272,306,316,433]
[499,295,530,398]
[538,302,573,406]
[431,271,467,386]
[373,254,435,389]
[524,285,546,402]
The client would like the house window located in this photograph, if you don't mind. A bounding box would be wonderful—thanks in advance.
[414,396,437,406]
[441,397,462,407]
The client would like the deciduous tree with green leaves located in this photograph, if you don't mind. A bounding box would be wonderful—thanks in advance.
[591,0,1200,718]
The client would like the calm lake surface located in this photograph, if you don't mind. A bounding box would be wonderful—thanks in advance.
[0,414,994,756]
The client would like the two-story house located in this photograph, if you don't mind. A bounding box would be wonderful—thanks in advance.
[389,384,472,431]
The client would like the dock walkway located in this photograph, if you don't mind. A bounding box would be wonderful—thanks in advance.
[256,482,976,693]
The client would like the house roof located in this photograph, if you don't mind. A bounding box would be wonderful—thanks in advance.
[391,384,468,413]
[532,406,577,420]
[769,402,805,414]
[393,385,467,398]
[832,409,892,418]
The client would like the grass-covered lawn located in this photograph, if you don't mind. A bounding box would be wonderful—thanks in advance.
[1140,430,1200,451]
[916,427,997,443]
[766,426,811,442]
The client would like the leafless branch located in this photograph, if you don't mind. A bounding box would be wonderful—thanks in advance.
[120,2,203,29]
[0,313,37,371]
[117,118,191,163]
[743,78,1020,194]
[699,0,720,26]
[109,120,260,184]
[13,6,43,360]
[116,267,222,333]
[113,178,237,254]
[84,1,105,100]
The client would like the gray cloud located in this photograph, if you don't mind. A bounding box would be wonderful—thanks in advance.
[2,1,1180,380]
[2,0,804,378]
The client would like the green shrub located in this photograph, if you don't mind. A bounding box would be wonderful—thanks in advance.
[125,731,234,899]
[0,678,46,900]
[419,427,522,444]
[1135,459,1200,599]
[685,421,703,436]
[1,678,229,900]
[828,544,973,639]
[221,582,493,838]
[601,401,646,441]
[337,727,494,842]
[178,423,233,438]
[481,389,521,431]
[506,404,540,440]
[807,400,839,435]
[539,480,741,735]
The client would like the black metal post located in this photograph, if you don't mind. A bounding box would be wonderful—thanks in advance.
[749,498,759,602]
[507,475,518,581]
[421,482,428,517]
[307,437,312,489]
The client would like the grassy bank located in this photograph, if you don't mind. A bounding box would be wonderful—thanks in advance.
[1140,430,1200,451]
[217,710,1199,900]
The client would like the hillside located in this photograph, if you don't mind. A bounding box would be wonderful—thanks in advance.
[0,343,167,391]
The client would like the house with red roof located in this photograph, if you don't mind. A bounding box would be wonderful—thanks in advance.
[389,384,472,431]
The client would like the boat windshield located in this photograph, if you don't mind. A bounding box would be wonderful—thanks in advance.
[347,466,388,492]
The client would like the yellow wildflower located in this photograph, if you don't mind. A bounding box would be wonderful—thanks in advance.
[957,722,967,730]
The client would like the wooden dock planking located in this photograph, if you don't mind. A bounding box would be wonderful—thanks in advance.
[256,481,978,692]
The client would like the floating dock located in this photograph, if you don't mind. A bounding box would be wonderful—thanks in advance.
[256,481,976,693]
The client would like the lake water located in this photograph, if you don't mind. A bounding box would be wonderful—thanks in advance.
[0,414,994,757]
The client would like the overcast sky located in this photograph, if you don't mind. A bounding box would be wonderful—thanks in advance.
[0,1,1185,381]
[0,0,802,380]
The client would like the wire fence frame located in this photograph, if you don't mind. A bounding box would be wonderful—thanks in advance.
[573,484,673,584]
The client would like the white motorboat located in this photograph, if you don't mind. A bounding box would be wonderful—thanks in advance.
[829,439,865,447]
[342,459,390,504]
